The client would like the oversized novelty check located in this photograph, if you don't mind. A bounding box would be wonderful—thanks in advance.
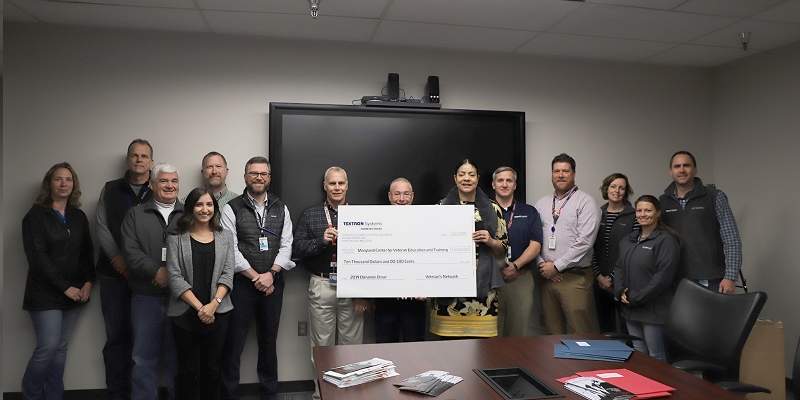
[336,205,476,298]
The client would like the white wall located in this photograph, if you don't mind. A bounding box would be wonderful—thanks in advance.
[2,22,713,391]
[711,42,800,375]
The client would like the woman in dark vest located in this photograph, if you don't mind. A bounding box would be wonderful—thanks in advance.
[592,173,638,332]
[21,162,95,400]
[613,195,679,361]
[166,188,235,400]
[429,159,508,338]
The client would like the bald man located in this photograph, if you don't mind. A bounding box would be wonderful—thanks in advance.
[374,178,426,343]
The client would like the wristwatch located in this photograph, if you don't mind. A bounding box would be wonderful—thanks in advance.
[269,269,281,278]
[214,297,223,304]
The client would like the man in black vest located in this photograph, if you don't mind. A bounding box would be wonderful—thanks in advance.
[95,138,153,400]
[660,151,742,294]
[221,156,294,400]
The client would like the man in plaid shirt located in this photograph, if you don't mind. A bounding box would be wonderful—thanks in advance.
[660,151,742,294]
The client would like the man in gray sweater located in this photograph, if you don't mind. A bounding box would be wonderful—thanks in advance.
[121,163,183,400]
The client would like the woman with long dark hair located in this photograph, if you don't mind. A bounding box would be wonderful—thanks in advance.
[166,187,234,400]
[592,173,638,332]
[429,159,508,338]
[613,195,679,361]
[21,162,95,400]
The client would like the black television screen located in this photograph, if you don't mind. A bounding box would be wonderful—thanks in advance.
[268,103,525,222]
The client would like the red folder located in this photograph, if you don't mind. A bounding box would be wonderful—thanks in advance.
[575,369,674,399]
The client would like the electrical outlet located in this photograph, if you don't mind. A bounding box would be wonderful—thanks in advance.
[298,321,308,336]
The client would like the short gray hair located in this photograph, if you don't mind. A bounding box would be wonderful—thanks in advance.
[150,162,178,185]
[323,166,348,182]
[388,177,413,191]
[492,166,517,182]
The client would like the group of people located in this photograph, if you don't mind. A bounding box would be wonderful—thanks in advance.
[20,138,741,400]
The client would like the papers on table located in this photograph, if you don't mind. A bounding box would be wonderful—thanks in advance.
[393,370,463,397]
[554,340,634,362]
[561,376,634,400]
[322,358,398,388]
[559,369,675,399]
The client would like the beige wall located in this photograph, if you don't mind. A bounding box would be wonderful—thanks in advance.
[2,22,713,390]
[711,41,800,375]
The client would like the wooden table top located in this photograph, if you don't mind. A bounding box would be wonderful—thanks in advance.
[313,335,742,400]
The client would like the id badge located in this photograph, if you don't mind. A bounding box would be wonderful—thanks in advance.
[548,235,557,250]
[506,245,512,261]
[161,247,167,262]
[329,273,337,285]
[259,236,269,252]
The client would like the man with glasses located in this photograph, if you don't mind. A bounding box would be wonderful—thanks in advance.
[221,156,294,400]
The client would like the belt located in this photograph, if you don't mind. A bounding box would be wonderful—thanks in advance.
[562,267,590,275]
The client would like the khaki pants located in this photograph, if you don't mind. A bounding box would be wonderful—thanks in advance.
[308,275,364,362]
[540,268,599,334]
[498,270,539,337]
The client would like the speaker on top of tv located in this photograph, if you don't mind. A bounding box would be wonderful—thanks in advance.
[426,76,440,104]
[387,73,400,101]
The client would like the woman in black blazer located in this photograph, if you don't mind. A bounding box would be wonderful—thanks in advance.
[21,162,95,400]
[166,188,234,400]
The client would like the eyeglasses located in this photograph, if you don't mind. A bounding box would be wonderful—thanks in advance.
[246,172,271,178]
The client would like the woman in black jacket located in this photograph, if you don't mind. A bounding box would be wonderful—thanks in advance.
[613,195,679,362]
[21,162,95,400]
[592,173,637,332]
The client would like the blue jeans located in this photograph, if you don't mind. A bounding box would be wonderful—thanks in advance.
[100,275,133,400]
[626,320,667,361]
[131,294,176,400]
[22,308,81,400]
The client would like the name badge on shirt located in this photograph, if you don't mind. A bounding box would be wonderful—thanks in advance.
[506,245,512,261]
[329,273,337,285]
[259,236,269,252]
[548,235,557,250]
[161,247,167,262]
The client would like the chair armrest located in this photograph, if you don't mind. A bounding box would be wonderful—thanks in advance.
[672,359,727,374]
[602,332,641,342]
[717,381,771,394]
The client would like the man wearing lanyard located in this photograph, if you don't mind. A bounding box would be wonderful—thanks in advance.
[293,166,368,400]
[121,163,183,400]
[221,156,294,400]
[534,154,600,335]
[95,139,153,400]
[492,166,544,337]
[659,151,742,294]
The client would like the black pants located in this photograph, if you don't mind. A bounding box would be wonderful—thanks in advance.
[221,274,284,400]
[99,275,133,400]
[172,312,230,400]
[593,283,623,333]
[374,299,426,343]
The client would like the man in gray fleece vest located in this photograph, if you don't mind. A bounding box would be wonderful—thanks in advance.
[121,163,184,400]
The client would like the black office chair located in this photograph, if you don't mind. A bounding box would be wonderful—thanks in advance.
[666,279,769,394]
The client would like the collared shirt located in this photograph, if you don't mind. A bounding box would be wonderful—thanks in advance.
[212,185,239,208]
[498,199,543,265]
[221,191,294,273]
[534,188,600,272]
[670,186,741,282]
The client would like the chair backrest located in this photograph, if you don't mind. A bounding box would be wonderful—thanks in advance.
[665,279,767,378]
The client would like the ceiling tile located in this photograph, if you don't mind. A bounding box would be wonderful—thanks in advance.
[383,0,580,31]
[645,44,749,66]
[586,0,686,10]
[205,10,377,42]
[676,0,783,17]
[47,0,196,8]
[197,0,390,18]
[372,20,535,52]
[10,0,207,31]
[753,0,800,23]
[551,3,737,42]
[5,1,38,21]
[517,32,673,61]
[693,18,800,50]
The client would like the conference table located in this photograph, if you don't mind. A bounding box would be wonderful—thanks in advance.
[313,335,744,400]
